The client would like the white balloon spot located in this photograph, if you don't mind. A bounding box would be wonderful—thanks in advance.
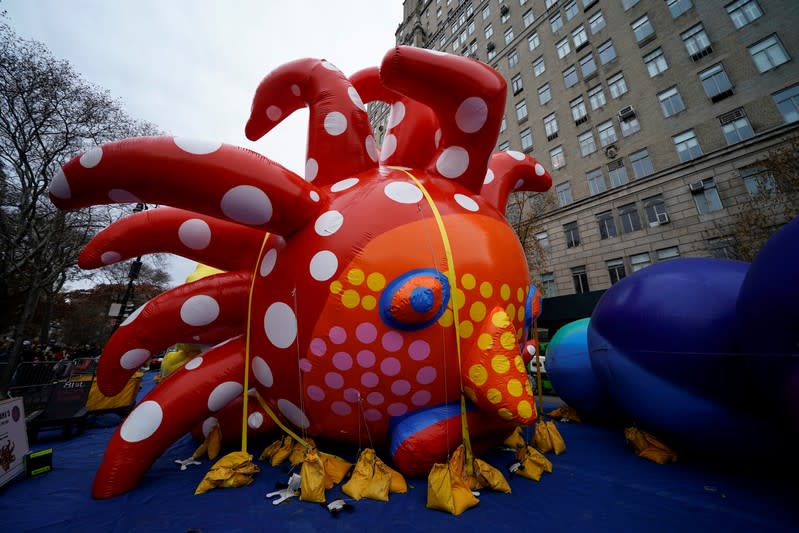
[202,417,219,437]
[309,250,338,281]
[314,210,344,236]
[266,105,282,121]
[508,150,525,161]
[484,169,495,184]
[259,248,278,277]
[434,129,442,148]
[348,86,366,111]
[331,178,359,192]
[436,146,469,179]
[454,194,479,212]
[388,102,405,128]
[220,185,272,225]
[100,251,122,264]
[278,398,310,429]
[291,84,301,96]
[173,137,222,155]
[208,381,243,412]
[384,181,423,204]
[178,219,212,250]
[381,134,397,160]
[120,401,163,442]
[310,190,320,202]
[120,348,151,370]
[248,412,264,429]
[49,168,71,199]
[324,112,347,136]
[121,304,146,326]
[264,302,298,348]
[180,295,220,327]
[535,163,546,176]
[365,135,378,162]
[455,97,488,133]
[253,357,274,387]
[321,60,341,72]
[305,158,319,182]
[185,356,203,370]
[80,147,103,168]
[108,189,140,203]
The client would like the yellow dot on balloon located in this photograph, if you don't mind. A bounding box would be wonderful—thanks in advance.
[362,295,376,310]
[477,333,493,350]
[517,307,526,323]
[347,268,365,286]
[468,364,488,386]
[367,272,386,291]
[498,408,514,420]
[514,356,526,373]
[453,288,466,310]
[525,380,534,396]
[517,287,525,303]
[459,320,474,338]
[480,281,493,298]
[506,303,516,322]
[491,355,510,374]
[329,280,343,294]
[487,388,502,404]
[342,290,360,309]
[500,284,511,301]
[469,301,486,322]
[461,273,476,290]
[507,379,523,397]
[491,311,510,328]
[500,331,516,350]
[517,400,533,419]
[439,309,454,327]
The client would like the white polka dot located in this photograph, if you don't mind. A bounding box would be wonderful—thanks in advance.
[305,158,319,182]
[454,194,479,212]
[526,344,536,356]
[508,150,525,161]
[173,137,222,155]
[348,86,366,111]
[220,185,272,225]
[100,251,121,264]
[434,129,442,148]
[324,112,347,136]
[208,381,243,412]
[384,181,423,204]
[381,134,397,160]
[248,412,264,429]
[80,147,103,168]
[260,249,278,277]
[202,417,219,437]
[291,84,301,96]
[185,356,203,370]
[180,295,220,326]
[266,105,282,121]
[120,348,151,370]
[365,135,378,162]
[314,210,344,236]
[178,219,211,250]
[484,169,495,185]
[310,190,320,202]
[121,304,146,326]
[253,357,274,387]
[264,302,298,348]
[535,163,546,176]
[436,146,469,179]
[321,60,340,72]
[48,170,72,204]
[331,178,359,192]
[120,400,163,442]
[278,398,310,429]
[309,250,338,281]
[455,97,488,134]
[388,102,405,128]
[108,189,140,203]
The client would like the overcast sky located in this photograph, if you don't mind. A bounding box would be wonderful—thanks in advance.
[4,0,402,286]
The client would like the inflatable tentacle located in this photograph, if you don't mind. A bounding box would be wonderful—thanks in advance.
[379,47,506,194]
[49,136,322,236]
[349,67,438,170]
[78,207,280,272]
[92,337,246,499]
[97,271,250,396]
[193,390,278,445]
[245,58,378,185]
[481,151,553,212]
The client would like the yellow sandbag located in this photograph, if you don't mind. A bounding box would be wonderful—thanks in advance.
[383,462,408,494]
[533,421,553,453]
[222,473,255,488]
[546,421,566,455]
[625,427,678,464]
[361,459,391,502]
[192,439,208,460]
[513,445,552,481]
[194,451,259,495]
[289,438,314,466]
[548,405,582,423]
[426,462,479,516]
[625,427,650,453]
[271,436,293,466]
[503,426,526,449]
[300,449,326,503]
[342,448,391,501]
[473,458,511,494]
[319,452,352,489]
[259,438,283,461]
[207,424,222,460]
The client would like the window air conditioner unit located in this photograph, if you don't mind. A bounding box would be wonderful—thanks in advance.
[656,212,670,224]
[689,181,704,192]
[618,105,636,120]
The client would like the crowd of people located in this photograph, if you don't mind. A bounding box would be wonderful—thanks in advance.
[0,338,101,365]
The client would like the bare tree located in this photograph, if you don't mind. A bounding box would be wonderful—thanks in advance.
[506,190,558,281]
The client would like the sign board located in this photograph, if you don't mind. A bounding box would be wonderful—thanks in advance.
[108,302,122,317]
[0,396,30,488]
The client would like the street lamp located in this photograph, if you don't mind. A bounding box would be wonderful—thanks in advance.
[112,203,146,330]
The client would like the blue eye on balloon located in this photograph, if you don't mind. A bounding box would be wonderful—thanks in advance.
[379,269,451,331]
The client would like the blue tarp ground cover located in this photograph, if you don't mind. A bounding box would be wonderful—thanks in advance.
[2,372,797,533]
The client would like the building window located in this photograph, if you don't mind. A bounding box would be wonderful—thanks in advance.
[667,0,693,17]
[587,168,607,195]
[682,24,712,60]
[500,116,507,133]
[541,272,557,297]
[538,83,552,105]
[657,246,680,261]
[485,24,494,39]
[690,177,723,214]
[742,166,777,196]
[598,211,617,239]
[773,84,799,123]
[551,13,564,33]
[551,146,567,171]
[468,21,476,36]
[579,52,597,78]
[700,63,733,102]
[557,37,571,59]
[598,39,617,64]
[488,48,497,60]
[544,113,559,141]
[528,31,540,51]
[630,149,654,179]
[520,128,533,150]
[570,96,587,124]
[533,56,546,76]
[523,8,535,28]
[578,130,597,157]
[607,258,626,285]
[511,74,523,95]
[572,26,588,49]
[564,222,581,248]
[658,87,685,117]
[631,15,654,44]
[630,252,651,272]
[565,1,579,20]
[619,203,641,233]
[673,129,702,162]
[623,0,640,10]
[621,116,641,137]
[589,10,606,35]
[644,194,668,226]
[708,236,738,260]
[536,231,551,256]
[727,0,762,29]
[504,27,515,45]
[608,72,628,98]
[644,48,668,77]
[720,110,754,145]
[572,266,590,293]
[499,140,510,151]
[608,160,629,187]
[508,49,519,68]
[749,35,790,73]
[597,120,617,147]
[588,84,606,110]
[502,9,511,23]
[515,99,528,122]
[563,65,578,88]
[469,40,478,55]
[555,179,572,204]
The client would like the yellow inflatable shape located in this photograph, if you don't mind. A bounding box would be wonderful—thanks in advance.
[161,343,203,378]
[185,263,225,283]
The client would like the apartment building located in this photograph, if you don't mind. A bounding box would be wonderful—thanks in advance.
[391,0,799,328]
